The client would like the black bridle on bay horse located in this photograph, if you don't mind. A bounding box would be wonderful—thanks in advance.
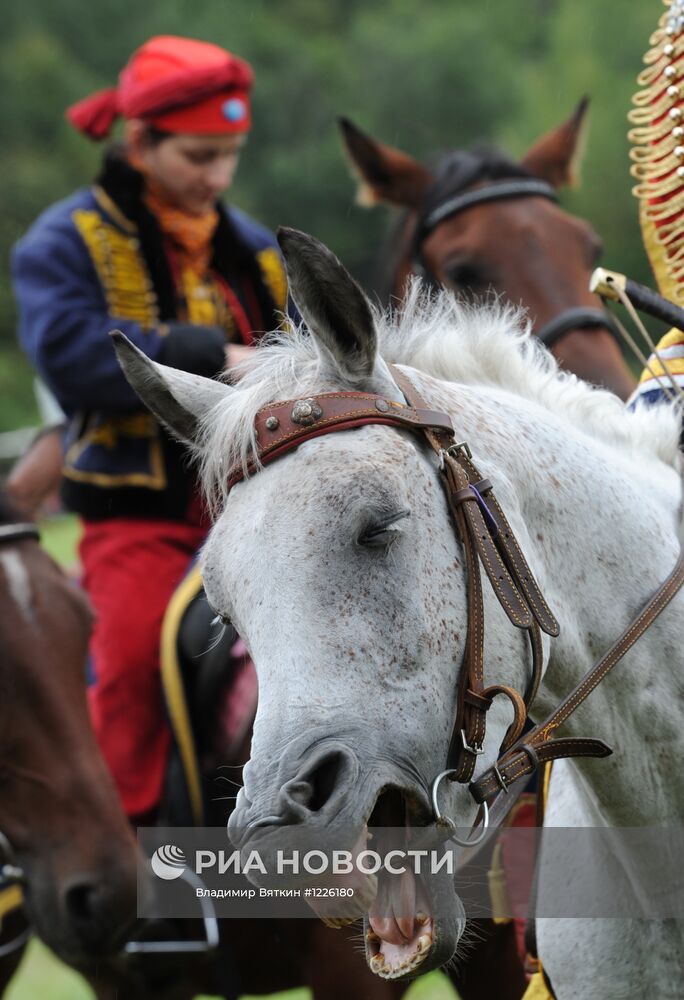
[224,368,684,842]
[410,162,621,350]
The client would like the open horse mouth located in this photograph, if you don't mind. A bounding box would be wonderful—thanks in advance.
[305,788,460,980]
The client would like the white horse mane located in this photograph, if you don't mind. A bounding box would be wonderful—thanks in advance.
[197,279,681,511]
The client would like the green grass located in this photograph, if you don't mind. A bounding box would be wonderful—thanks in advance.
[39,513,80,568]
[7,941,460,999]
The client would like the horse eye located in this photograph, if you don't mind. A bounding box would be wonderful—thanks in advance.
[357,510,411,548]
[445,262,486,294]
[358,526,400,548]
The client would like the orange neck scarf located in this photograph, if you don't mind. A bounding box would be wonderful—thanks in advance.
[142,175,219,277]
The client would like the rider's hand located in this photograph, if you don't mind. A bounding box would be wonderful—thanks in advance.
[6,426,65,520]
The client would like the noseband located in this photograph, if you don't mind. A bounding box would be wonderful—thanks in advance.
[226,372,684,842]
[411,172,621,350]
[0,523,40,546]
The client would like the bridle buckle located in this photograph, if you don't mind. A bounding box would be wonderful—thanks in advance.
[492,763,510,794]
[460,729,484,757]
[439,440,472,470]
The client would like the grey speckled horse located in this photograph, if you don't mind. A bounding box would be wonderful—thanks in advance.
[115,229,683,999]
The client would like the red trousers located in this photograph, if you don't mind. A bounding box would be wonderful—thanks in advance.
[81,518,207,817]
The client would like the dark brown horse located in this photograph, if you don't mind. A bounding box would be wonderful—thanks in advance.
[340,99,636,400]
[0,490,139,986]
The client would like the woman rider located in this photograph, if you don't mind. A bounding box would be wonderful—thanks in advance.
[11,35,289,824]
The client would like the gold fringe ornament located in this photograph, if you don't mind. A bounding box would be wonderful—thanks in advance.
[630,0,684,300]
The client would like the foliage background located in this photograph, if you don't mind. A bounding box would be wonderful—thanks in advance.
[0,0,661,430]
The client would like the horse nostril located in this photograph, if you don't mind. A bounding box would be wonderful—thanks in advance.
[298,750,346,813]
[278,748,354,820]
[65,880,100,928]
[287,780,314,805]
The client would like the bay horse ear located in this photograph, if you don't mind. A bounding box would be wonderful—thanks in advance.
[338,117,433,208]
[277,227,377,382]
[520,97,590,189]
[110,332,232,446]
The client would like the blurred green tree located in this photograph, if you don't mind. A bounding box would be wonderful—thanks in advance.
[0,0,659,428]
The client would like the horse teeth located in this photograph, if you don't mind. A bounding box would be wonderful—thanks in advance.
[370,953,385,972]
[416,911,429,924]
[417,934,431,953]
[366,930,379,942]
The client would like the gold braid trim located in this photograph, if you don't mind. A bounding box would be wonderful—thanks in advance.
[256,246,288,312]
[63,412,166,489]
[72,208,159,328]
[630,0,684,296]
[629,114,680,145]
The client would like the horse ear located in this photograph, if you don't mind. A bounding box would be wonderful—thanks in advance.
[338,117,433,208]
[277,227,377,382]
[520,97,590,189]
[110,332,232,446]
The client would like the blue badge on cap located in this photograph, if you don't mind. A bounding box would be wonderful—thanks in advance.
[222,98,247,123]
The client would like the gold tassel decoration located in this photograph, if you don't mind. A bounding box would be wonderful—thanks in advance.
[630,0,684,297]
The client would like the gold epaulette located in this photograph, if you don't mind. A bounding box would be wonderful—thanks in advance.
[629,0,684,301]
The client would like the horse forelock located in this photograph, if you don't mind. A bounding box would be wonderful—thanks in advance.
[197,282,681,513]
[422,145,533,216]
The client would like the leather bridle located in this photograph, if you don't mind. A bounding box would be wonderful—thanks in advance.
[0,523,40,546]
[225,371,684,838]
[410,175,621,350]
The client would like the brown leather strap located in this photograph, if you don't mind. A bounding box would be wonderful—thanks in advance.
[388,367,553,781]
[444,455,532,629]
[471,546,684,803]
[0,523,40,546]
[226,390,454,489]
[459,465,559,637]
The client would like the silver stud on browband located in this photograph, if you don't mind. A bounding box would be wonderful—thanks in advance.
[265,416,280,431]
[291,399,323,426]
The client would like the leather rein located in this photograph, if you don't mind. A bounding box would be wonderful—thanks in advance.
[225,373,684,837]
[410,176,621,350]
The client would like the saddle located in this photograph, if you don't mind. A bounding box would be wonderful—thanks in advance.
[159,566,257,826]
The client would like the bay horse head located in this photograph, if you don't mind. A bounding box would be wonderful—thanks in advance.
[340,100,636,400]
[0,494,139,964]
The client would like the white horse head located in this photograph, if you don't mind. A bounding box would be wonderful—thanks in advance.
[114,229,683,994]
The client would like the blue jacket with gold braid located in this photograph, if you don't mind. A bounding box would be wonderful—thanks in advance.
[12,152,288,521]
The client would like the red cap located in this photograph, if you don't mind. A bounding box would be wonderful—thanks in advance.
[66,35,253,140]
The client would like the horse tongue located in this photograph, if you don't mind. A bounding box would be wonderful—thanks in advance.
[395,866,417,940]
[369,868,416,945]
